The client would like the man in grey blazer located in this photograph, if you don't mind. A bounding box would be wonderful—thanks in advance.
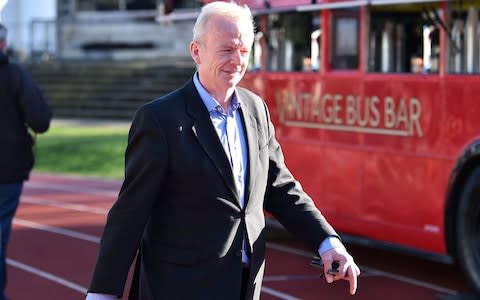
[86,2,360,299]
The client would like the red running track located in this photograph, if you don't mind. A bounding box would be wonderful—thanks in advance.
[4,173,467,299]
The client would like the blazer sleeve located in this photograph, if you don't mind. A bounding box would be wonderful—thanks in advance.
[261,100,339,252]
[88,104,169,297]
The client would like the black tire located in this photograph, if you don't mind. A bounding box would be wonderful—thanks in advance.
[456,167,480,297]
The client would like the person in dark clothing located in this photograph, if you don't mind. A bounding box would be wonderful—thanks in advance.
[0,23,52,300]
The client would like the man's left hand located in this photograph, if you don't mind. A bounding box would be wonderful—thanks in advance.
[320,247,361,295]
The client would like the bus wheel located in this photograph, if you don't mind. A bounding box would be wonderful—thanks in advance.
[456,167,480,297]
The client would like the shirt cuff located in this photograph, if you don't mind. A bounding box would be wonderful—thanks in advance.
[318,236,345,256]
[85,293,117,300]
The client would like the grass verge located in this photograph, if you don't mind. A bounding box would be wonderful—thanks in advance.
[33,122,129,179]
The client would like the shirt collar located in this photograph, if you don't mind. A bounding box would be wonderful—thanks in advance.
[193,72,241,113]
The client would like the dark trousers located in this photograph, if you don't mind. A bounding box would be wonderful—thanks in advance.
[0,183,23,300]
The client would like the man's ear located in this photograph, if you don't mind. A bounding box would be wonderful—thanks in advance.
[189,41,200,64]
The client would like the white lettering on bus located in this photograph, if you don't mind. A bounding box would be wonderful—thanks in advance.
[275,90,424,137]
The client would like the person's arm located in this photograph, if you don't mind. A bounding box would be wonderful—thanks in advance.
[85,293,116,300]
[261,97,338,250]
[15,65,52,133]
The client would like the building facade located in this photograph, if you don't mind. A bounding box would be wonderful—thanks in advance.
[1,0,202,61]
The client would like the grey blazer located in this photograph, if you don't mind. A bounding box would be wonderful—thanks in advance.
[88,79,338,300]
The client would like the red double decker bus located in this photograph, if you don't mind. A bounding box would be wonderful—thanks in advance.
[203,0,480,296]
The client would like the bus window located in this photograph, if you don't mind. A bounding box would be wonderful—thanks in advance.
[331,8,359,70]
[247,16,263,71]
[264,11,319,72]
[447,0,480,74]
[248,31,263,71]
[368,2,441,74]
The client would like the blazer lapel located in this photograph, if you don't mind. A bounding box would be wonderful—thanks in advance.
[236,91,259,208]
[184,81,240,205]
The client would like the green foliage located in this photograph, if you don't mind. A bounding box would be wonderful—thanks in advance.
[33,124,129,179]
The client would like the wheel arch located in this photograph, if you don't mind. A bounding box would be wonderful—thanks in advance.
[445,141,480,260]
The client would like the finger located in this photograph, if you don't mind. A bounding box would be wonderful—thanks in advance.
[347,266,359,295]
[327,260,342,283]
[325,273,335,283]
[339,261,349,278]
[356,264,361,276]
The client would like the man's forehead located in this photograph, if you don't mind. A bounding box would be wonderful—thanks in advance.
[206,16,253,44]
[223,37,252,48]
[208,15,251,32]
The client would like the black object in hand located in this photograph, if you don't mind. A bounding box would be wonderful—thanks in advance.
[327,260,340,275]
[310,257,340,276]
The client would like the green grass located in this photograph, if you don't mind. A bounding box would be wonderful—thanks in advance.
[33,124,129,179]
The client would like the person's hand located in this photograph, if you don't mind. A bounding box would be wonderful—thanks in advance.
[320,247,360,295]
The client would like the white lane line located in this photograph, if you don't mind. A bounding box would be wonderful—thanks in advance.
[13,219,101,244]
[267,242,313,257]
[362,268,459,295]
[261,286,302,300]
[266,242,458,295]
[9,219,98,295]
[25,182,119,198]
[6,258,87,294]
[264,274,321,282]
[21,196,109,215]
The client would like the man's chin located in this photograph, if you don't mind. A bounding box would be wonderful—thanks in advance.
[227,75,242,86]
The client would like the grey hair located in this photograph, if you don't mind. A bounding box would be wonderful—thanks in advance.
[0,23,7,42]
[192,1,254,43]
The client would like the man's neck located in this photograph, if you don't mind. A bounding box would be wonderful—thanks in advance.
[212,88,235,112]
[196,74,235,111]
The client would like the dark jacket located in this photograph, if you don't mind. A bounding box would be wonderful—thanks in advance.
[88,80,338,299]
[0,52,52,183]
